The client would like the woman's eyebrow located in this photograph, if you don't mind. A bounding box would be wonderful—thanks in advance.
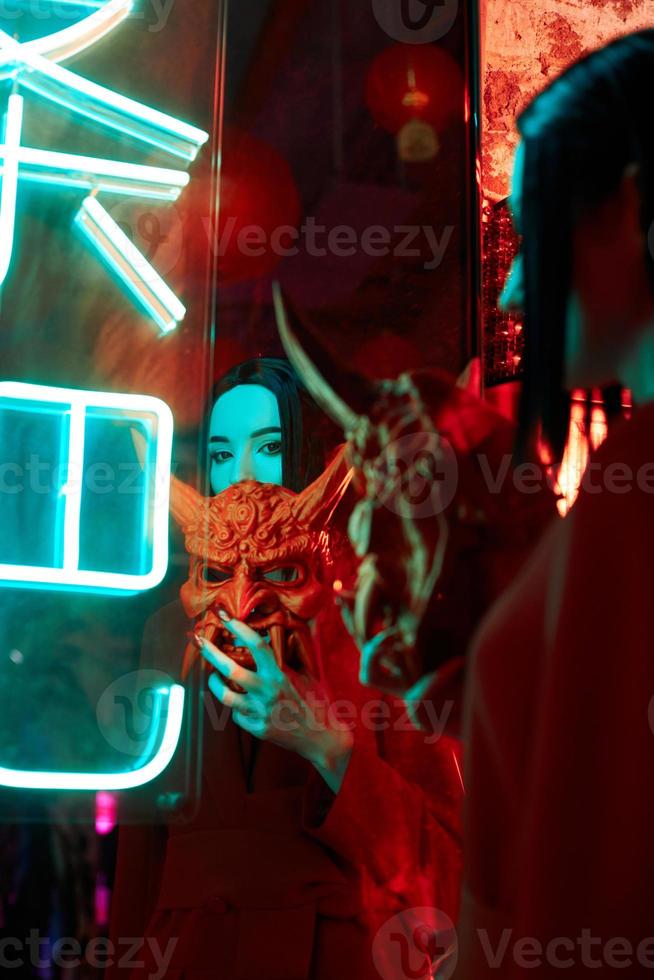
[209,426,281,444]
[251,426,282,438]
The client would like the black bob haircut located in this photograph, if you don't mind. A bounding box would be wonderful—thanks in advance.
[207,357,327,493]
[516,29,654,461]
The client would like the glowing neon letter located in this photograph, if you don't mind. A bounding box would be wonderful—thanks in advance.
[0,144,190,201]
[0,0,134,73]
[0,17,209,331]
[0,684,185,791]
[0,381,173,593]
[0,93,23,287]
[0,29,209,161]
[75,195,185,334]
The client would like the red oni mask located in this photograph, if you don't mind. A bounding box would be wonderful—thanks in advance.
[169,449,351,680]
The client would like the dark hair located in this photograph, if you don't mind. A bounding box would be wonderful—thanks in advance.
[516,29,654,460]
[207,357,325,492]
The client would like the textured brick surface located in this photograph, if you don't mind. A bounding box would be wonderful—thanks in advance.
[482,0,654,199]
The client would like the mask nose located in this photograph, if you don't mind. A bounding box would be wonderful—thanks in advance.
[240,590,280,627]
[225,566,281,624]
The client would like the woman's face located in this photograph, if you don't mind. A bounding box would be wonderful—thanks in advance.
[500,140,654,390]
[208,384,283,494]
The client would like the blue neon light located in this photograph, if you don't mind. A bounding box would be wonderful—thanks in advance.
[0,16,209,332]
[75,195,185,334]
[0,684,185,790]
[0,0,133,73]
[0,93,22,287]
[0,29,209,161]
[0,382,173,593]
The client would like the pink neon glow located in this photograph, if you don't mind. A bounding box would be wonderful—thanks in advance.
[95,790,117,835]
[95,874,111,927]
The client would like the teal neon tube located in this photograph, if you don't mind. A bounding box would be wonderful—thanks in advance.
[75,194,186,334]
[0,29,209,161]
[0,93,23,287]
[0,684,185,790]
[0,381,174,593]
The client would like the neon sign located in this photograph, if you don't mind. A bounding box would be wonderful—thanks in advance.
[76,195,186,334]
[0,381,173,593]
[0,7,209,333]
[0,3,207,792]
[0,683,186,791]
[0,0,133,69]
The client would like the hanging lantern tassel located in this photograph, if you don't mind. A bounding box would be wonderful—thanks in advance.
[366,43,463,164]
[397,117,440,163]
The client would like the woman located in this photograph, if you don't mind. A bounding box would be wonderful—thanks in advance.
[458,31,654,978]
[109,357,463,980]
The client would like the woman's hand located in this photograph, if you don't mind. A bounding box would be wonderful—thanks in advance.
[196,615,353,793]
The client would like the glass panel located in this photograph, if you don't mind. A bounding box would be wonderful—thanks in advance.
[0,0,225,821]
[217,2,479,379]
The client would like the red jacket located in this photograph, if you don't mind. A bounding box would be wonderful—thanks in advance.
[457,403,654,978]
[108,601,463,980]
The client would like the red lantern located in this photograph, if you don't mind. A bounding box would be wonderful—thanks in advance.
[365,44,463,163]
[214,128,302,285]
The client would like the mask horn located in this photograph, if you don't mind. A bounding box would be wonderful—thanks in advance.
[273,281,375,435]
[456,357,481,395]
[169,475,206,534]
[293,444,353,530]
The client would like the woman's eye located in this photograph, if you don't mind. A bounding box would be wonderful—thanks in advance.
[258,441,282,457]
[211,450,233,464]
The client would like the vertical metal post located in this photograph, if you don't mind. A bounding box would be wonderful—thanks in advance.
[463,0,483,385]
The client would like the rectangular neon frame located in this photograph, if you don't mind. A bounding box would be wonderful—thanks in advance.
[0,28,209,161]
[0,684,185,790]
[0,381,173,593]
[75,195,185,334]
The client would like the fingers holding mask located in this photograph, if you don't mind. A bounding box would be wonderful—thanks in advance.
[195,633,261,693]
[218,612,281,678]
